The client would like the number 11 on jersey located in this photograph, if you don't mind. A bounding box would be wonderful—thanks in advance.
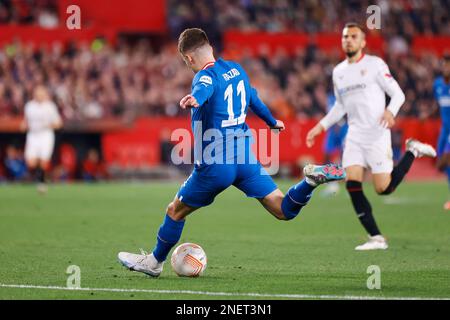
[222,80,247,128]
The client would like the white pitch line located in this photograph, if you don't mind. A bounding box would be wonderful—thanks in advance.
[0,283,449,300]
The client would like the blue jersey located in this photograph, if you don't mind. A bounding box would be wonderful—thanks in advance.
[190,58,276,166]
[434,76,450,128]
[323,94,347,154]
[177,58,278,208]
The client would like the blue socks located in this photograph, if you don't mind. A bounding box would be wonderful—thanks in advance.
[152,214,185,262]
[281,179,315,220]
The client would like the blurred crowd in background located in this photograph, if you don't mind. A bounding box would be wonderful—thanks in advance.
[0,0,59,27]
[168,0,450,36]
[0,0,447,182]
[0,40,193,121]
[0,37,442,122]
[0,0,445,122]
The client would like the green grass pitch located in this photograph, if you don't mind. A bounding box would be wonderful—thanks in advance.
[0,181,449,299]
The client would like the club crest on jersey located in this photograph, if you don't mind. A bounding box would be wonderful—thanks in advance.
[199,75,212,85]
[360,69,367,76]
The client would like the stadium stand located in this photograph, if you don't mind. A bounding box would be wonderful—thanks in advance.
[0,0,448,181]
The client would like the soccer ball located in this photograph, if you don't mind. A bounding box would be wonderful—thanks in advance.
[171,243,207,277]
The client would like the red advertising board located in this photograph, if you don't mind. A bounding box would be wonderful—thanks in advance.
[102,117,441,168]
[58,0,167,33]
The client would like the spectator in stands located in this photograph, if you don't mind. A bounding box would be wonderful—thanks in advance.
[168,0,450,36]
[0,0,445,123]
[3,145,27,181]
[82,148,108,182]
[0,0,58,26]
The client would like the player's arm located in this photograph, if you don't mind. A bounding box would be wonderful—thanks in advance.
[249,87,285,131]
[306,81,346,148]
[20,119,27,132]
[375,58,406,128]
[20,102,29,132]
[50,103,63,130]
[180,73,215,109]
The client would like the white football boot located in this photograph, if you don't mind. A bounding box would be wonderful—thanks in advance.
[37,183,48,195]
[118,249,163,277]
[320,181,340,197]
[303,163,346,186]
[405,138,437,158]
[355,235,388,251]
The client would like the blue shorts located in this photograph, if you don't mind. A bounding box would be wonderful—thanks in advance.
[177,161,278,208]
[437,126,450,157]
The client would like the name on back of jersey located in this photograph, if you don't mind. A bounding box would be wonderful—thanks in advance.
[222,68,240,81]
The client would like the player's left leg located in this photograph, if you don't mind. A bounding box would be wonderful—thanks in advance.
[35,159,50,193]
[236,162,346,221]
[25,137,39,183]
[374,139,436,195]
[25,158,38,181]
[32,134,55,193]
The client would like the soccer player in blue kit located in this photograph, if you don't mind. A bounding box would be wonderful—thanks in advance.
[321,94,348,196]
[118,28,345,277]
[434,54,450,209]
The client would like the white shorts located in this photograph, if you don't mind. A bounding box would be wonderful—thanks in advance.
[342,133,393,174]
[25,131,55,162]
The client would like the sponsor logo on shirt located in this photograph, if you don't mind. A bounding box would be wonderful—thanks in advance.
[199,75,212,85]
[337,83,367,96]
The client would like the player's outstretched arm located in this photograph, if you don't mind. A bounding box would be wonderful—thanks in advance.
[179,94,199,109]
[180,72,215,109]
[20,119,27,132]
[375,58,406,128]
[306,101,345,148]
[306,123,325,148]
[51,119,63,130]
[270,119,285,131]
[49,102,63,130]
[249,87,283,130]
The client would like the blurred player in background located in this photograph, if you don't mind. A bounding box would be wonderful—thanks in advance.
[434,54,450,210]
[321,94,348,197]
[22,86,62,193]
[307,23,436,251]
[118,28,346,277]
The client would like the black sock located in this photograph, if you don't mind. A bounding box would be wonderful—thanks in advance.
[29,168,37,182]
[346,180,381,236]
[36,168,45,183]
[380,151,415,195]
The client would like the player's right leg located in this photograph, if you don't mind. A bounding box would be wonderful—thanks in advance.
[118,195,197,277]
[243,163,346,221]
[342,138,387,250]
[345,165,387,250]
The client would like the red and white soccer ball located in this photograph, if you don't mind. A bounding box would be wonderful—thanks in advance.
[171,243,207,277]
